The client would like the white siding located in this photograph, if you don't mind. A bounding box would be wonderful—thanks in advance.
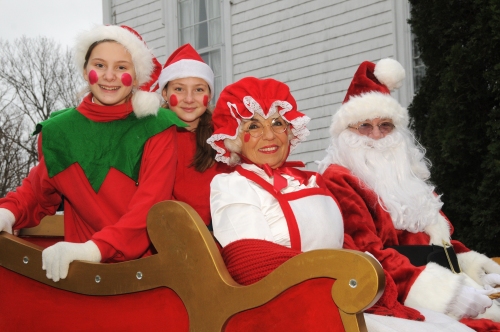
[228,0,397,168]
[108,0,410,170]
[108,0,167,60]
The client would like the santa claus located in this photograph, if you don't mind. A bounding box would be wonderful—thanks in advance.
[318,58,500,331]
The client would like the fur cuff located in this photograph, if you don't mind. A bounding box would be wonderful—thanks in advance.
[424,214,451,245]
[458,251,500,285]
[405,262,464,314]
[132,90,161,118]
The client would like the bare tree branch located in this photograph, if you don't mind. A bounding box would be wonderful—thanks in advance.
[0,37,85,195]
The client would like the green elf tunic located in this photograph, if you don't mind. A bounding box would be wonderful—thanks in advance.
[0,94,185,262]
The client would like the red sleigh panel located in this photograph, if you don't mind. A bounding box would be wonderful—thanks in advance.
[0,201,384,332]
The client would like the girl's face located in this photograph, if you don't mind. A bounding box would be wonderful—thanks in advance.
[83,41,137,106]
[162,77,211,131]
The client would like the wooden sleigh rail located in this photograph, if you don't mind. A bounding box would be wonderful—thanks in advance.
[0,201,384,332]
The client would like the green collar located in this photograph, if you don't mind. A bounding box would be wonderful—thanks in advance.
[35,108,186,192]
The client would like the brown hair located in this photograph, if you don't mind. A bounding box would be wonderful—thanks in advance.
[191,110,217,172]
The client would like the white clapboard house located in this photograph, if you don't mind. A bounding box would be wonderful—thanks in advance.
[102,0,424,169]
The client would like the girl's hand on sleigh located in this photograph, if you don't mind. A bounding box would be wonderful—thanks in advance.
[42,240,101,282]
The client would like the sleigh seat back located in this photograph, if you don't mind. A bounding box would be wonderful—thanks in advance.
[0,200,384,332]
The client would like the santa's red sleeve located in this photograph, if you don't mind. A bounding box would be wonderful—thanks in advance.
[322,164,464,314]
[322,165,423,300]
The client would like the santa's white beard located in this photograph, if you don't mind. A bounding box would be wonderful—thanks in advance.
[325,129,444,233]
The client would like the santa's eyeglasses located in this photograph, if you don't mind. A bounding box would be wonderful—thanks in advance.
[349,122,395,136]
[243,118,288,138]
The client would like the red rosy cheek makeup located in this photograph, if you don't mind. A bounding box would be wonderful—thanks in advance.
[169,94,178,107]
[121,73,133,86]
[88,70,98,85]
[244,133,251,142]
[203,95,209,107]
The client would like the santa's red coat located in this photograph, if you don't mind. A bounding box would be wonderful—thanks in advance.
[322,164,500,331]
[322,164,473,300]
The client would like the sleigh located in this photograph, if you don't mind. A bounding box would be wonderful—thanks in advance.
[0,201,384,332]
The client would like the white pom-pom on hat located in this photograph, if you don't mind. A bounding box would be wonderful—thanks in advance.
[374,58,406,91]
[132,90,162,118]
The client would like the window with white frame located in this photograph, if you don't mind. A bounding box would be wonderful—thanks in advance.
[178,0,223,102]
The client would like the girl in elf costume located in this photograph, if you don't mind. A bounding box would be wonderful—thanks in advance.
[0,25,185,282]
[157,44,231,228]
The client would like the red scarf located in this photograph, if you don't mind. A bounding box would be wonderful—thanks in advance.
[76,94,134,122]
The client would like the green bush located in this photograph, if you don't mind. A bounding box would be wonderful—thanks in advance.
[408,0,500,256]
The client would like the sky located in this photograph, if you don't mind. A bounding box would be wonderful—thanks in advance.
[0,0,103,49]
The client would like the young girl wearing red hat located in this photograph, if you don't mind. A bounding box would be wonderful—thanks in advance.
[157,44,231,228]
[0,25,184,282]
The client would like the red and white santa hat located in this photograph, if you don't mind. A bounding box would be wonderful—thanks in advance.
[207,77,310,165]
[74,25,163,117]
[330,58,408,137]
[156,44,215,97]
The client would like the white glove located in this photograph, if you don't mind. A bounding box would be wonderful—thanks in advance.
[480,273,500,288]
[458,251,500,285]
[0,208,16,234]
[42,240,101,282]
[448,285,493,319]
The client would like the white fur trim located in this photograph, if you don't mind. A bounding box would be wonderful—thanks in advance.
[74,25,154,86]
[405,262,464,314]
[157,59,215,96]
[424,214,452,245]
[458,251,500,285]
[329,92,409,138]
[374,58,406,91]
[131,90,161,117]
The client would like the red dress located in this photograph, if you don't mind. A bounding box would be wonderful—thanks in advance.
[172,128,232,226]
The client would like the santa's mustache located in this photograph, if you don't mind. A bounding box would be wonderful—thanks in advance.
[340,129,403,151]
